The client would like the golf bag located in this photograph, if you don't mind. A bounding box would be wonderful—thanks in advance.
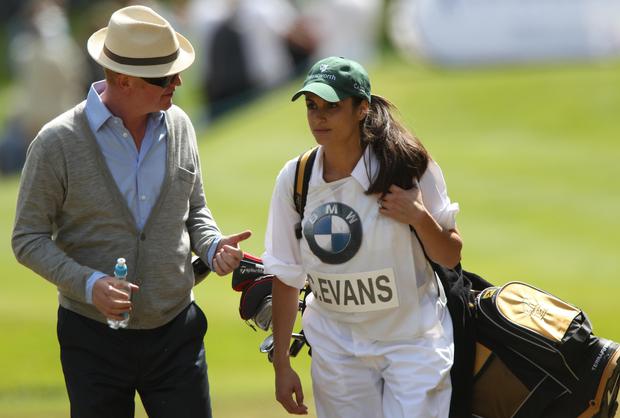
[470,281,620,418]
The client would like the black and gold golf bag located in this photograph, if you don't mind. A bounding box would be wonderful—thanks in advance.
[437,263,619,418]
[469,281,619,418]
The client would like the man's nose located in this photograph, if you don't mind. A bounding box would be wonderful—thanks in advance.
[172,73,182,87]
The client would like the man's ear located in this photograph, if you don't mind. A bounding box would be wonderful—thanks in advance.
[116,74,132,90]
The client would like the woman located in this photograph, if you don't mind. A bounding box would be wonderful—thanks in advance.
[263,56,462,418]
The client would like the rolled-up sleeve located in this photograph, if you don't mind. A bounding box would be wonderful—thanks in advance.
[419,159,460,230]
[262,161,307,289]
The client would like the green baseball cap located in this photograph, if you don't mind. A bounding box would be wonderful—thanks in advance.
[291,56,371,103]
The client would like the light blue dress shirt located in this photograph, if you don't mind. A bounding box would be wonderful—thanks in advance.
[84,81,219,303]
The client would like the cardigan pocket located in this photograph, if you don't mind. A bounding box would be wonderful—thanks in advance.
[169,165,196,207]
[177,165,196,184]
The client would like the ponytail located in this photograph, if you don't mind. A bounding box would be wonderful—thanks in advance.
[356,95,429,195]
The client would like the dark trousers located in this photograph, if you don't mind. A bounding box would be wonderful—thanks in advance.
[57,302,212,418]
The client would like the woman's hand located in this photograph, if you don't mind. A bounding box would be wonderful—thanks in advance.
[272,278,309,415]
[274,364,308,415]
[378,183,426,227]
[379,183,462,268]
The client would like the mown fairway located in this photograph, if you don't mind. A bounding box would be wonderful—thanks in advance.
[0,55,618,417]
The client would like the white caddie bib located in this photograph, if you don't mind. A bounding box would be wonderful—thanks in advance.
[307,268,399,313]
[299,173,432,338]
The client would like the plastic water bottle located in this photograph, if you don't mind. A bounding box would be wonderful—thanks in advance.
[107,258,130,329]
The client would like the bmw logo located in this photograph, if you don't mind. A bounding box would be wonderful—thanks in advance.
[303,202,362,264]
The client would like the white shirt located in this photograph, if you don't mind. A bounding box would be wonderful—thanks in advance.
[263,146,459,289]
[263,146,459,340]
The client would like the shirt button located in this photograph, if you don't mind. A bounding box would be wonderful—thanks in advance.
[123,132,128,138]
[140,195,146,201]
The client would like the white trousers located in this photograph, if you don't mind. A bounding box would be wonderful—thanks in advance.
[303,292,454,418]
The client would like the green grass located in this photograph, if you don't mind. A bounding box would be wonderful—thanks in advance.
[0,56,619,417]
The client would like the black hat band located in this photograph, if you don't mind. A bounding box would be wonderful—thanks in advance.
[103,45,179,66]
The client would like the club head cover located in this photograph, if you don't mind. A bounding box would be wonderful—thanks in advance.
[239,275,273,322]
[231,253,265,291]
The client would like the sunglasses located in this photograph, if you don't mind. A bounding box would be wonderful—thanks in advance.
[141,73,178,88]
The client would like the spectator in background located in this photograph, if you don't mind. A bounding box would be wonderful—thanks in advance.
[300,0,383,65]
[199,0,316,121]
[0,0,87,175]
[0,0,21,23]
[73,1,127,89]
[187,0,383,123]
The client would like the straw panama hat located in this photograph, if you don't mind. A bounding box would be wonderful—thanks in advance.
[87,5,195,78]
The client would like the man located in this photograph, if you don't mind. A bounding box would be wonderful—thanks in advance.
[12,5,250,418]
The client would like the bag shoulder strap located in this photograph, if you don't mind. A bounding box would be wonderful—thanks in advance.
[293,146,319,239]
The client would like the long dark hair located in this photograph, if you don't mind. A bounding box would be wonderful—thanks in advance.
[354,95,429,195]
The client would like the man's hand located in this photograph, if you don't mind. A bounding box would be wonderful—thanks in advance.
[92,277,139,320]
[212,230,252,276]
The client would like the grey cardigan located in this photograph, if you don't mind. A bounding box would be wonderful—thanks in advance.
[12,102,221,329]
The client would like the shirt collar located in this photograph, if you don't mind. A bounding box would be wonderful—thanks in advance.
[85,80,113,132]
[85,80,166,132]
[314,145,378,191]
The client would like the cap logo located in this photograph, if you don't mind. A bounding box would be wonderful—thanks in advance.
[353,82,366,94]
[292,57,371,102]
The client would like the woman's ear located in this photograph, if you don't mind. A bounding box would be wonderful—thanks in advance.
[358,100,370,121]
